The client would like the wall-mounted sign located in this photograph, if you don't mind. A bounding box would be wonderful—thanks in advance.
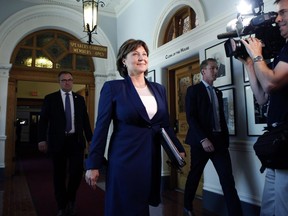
[165,46,190,59]
[69,41,107,59]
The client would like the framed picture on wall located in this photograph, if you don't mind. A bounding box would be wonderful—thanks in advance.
[222,88,236,135]
[205,42,232,87]
[147,70,155,82]
[244,85,268,136]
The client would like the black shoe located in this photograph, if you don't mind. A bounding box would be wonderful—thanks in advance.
[56,209,66,216]
[66,202,76,216]
[183,208,195,216]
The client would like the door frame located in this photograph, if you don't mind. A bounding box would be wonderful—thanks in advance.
[167,57,202,194]
[5,69,95,176]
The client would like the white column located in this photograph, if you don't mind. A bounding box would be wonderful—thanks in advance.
[0,65,11,168]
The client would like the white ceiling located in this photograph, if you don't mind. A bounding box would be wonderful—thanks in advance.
[22,0,134,16]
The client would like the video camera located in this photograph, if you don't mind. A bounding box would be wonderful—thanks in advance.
[217,0,285,60]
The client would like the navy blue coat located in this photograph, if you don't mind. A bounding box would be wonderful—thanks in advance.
[86,76,185,216]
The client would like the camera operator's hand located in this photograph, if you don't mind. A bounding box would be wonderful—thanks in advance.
[241,37,263,60]
[237,56,253,66]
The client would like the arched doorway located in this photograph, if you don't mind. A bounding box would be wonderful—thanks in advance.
[5,29,95,176]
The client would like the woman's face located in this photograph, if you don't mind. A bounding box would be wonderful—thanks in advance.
[123,45,148,76]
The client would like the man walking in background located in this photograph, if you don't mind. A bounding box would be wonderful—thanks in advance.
[38,71,93,216]
[183,58,242,216]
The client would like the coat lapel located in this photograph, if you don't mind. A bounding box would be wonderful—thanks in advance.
[57,90,65,114]
[72,92,78,113]
[125,76,152,123]
[200,82,210,104]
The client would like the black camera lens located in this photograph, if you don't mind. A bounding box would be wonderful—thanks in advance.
[224,39,249,59]
[218,11,285,60]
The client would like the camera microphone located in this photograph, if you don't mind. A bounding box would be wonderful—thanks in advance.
[217,31,239,39]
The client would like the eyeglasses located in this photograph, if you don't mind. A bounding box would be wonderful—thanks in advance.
[60,79,73,83]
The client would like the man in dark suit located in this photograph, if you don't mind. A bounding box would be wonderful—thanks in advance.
[183,58,242,216]
[38,71,93,216]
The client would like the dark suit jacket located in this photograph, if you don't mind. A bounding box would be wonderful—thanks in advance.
[85,76,185,215]
[38,90,93,153]
[185,81,229,149]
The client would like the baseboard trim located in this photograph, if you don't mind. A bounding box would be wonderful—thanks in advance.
[203,190,260,216]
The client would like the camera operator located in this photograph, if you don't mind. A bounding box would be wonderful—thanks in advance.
[239,0,288,215]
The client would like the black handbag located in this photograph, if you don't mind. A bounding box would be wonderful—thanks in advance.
[160,128,186,170]
[253,122,288,173]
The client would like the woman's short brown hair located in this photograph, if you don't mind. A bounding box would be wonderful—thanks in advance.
[116,39,149,78]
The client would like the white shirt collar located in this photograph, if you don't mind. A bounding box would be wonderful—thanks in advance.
[202,80,211,88]
[60,89,72,95]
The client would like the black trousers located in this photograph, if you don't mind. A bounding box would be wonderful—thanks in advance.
[184,134,242,216]
[52,135,84,210]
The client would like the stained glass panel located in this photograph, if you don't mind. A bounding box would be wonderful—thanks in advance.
[35,50,53,68]
[57,34,70,49]
[183,16,190,33]
[76,55,92,71]
[36,32,54,47]
[163,6,197,45]
[46,42,66,60]
[15,48,33,66]
[12,30,93,72]
[58,54,73,70]
[22,37,33,46]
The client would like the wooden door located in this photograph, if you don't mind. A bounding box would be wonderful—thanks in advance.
[167,57,203,196]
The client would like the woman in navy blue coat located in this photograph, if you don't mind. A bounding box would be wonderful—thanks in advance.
[85,39,185,216]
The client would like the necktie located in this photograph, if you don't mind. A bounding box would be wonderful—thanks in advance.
[65,92,72,133]
[208,86,220,131]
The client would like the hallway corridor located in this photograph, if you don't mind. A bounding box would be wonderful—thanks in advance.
[0,150,217,216]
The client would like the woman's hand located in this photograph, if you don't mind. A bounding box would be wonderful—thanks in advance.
[85,169,100,190]
[179,152,186,158]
